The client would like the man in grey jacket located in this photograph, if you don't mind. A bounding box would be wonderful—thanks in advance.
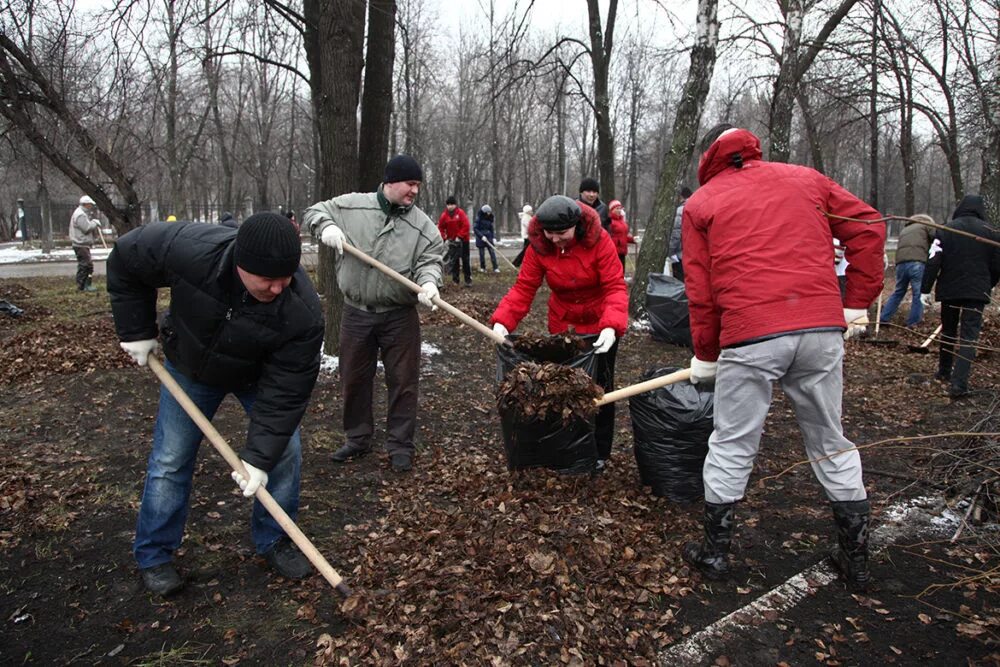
[305,155,444,473]
[879,214,936,327]
[69,195,101,291]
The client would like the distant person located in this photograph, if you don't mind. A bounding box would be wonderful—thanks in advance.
[666,186,692,278]
[219,211,239,229]
[15,198,28,246]
[833,239,848,300]
[920,195,1000,400]
[285,210,299,231]
[69,195,102,292]
[681,124,885,591]
[879,214,935,327]
[305,155,444,473]
[438,196,472,287]
[474,205,499,273]
[490,195,628,471]
[107,213,323,596]
[607,199,634,272]
[512,204,533,267]
[577,178,610,231]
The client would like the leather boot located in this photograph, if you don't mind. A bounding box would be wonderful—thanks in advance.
[683,502,735,579]
[830,499,871,590]
[331,441,370,463]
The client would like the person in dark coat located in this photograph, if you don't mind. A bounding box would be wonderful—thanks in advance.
[577,177,611,231]
[108,213,323,596]
[920,195,1000,399]
[219,211,239,228]
[473,205,499,272]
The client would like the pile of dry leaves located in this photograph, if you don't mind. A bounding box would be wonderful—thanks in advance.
[0,318,130,385]
[497,362,603,423]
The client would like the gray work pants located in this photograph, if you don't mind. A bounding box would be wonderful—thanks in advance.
[703,331,866,504]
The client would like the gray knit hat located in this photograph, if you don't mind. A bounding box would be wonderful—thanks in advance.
[535,195,581,231]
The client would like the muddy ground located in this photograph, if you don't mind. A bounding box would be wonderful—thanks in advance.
[1,273,999,666]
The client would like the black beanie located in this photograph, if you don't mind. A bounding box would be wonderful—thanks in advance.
[235,212,301,278]
[579,177,600,193]
[446,195,457,205]
[383,154,424,183]
[535,195,581,231]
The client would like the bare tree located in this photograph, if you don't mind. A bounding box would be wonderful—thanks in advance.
[629,0,720,315]
[358,0,397,191]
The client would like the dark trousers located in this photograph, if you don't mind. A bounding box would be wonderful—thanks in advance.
[340,305,422,456]
[478,244,498,270]
[938,300,985,394]
[594,340,619,460]
[73,245,93,289]
[445,240,472,284]
[512,239,530,267]
[671,261,684,282]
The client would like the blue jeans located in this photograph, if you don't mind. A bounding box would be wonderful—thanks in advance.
[133,360,301,569]
[879,261,925,326]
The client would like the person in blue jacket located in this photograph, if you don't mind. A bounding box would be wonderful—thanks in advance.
[474,204,500,273]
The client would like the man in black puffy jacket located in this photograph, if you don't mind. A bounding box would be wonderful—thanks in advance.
[108,213,324,596]
[921,195,1000,399]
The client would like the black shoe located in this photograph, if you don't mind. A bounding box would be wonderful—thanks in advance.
[390,452,412,473]
[331,442,370,463]
[933,372,951,383]
[830,499,871,591]
[140,563,184,596]
[683,502,735,580]
[463,282,472,288]
[263,538,311,579]
[949,388,970,401]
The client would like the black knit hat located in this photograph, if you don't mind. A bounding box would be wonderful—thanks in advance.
[579,177,600,193]
[446,196,458,205]
[535,195,581,231]
[383,154,424,183]
[235,212,301,278]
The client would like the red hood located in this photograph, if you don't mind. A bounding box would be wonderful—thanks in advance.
[697,128,763,185]
[527,204,604,256]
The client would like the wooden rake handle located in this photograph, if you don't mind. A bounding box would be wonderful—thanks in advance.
[146,356,352,598]
[595,367,692,406]
[479,236,519,271]
[341,242,507,345]
[919,324,943,348]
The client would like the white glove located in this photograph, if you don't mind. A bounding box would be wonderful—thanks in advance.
[320,225,345,255]
[690,356,717,384]
[231,460,268,498]
[592,327,616,354]
[843,308,869,340]
[493,322,509,339]
[920,293,933,308]
[417,282,439,310]
[120,339,159,366]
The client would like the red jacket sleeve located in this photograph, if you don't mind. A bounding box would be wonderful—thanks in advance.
[437,212,450,240]
[595,234,630,336]
[682,205,722,361]
[490,246,544,332]
[825,179,886,309]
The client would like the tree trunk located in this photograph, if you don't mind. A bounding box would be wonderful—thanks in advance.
[629,0,719,316]
[304,0,366,354]
[585,0,618,198]
[358,0,396,191]
[868,0,879,209]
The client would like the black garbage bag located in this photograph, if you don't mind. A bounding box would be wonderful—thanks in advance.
[496,334,600,474]
[629,365,714,502]
[645,273,692,347]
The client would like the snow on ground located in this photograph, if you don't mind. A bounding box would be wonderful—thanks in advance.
[320,342,442,375]
[0,243,112,264]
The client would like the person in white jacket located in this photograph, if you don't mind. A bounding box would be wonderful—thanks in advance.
[512,204,533,267]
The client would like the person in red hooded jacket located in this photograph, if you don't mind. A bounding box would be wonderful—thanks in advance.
[438,196,472,286]
[607,199,634,272]
[490,195,628,469]
[681,124,885,591]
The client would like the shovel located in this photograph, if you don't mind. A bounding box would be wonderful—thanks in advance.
[863,292,897,347]
[341,242,507,345]
[907,324,942,354]
[146,356,352,598]
[479,236,518,272]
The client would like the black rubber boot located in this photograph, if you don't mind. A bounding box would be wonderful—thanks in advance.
[683,502,735,579]
[830,499,871,591]
[331,441,370,463]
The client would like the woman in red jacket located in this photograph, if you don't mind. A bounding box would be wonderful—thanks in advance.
[490,195,628,468]
[608,199,634,272]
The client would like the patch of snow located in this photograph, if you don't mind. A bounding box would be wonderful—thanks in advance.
[0,244,112,264]
[630,317,651,333]
[320,341,441,375]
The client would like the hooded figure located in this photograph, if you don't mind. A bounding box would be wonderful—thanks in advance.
[473,205,499,272]
[920,194,1000,399]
